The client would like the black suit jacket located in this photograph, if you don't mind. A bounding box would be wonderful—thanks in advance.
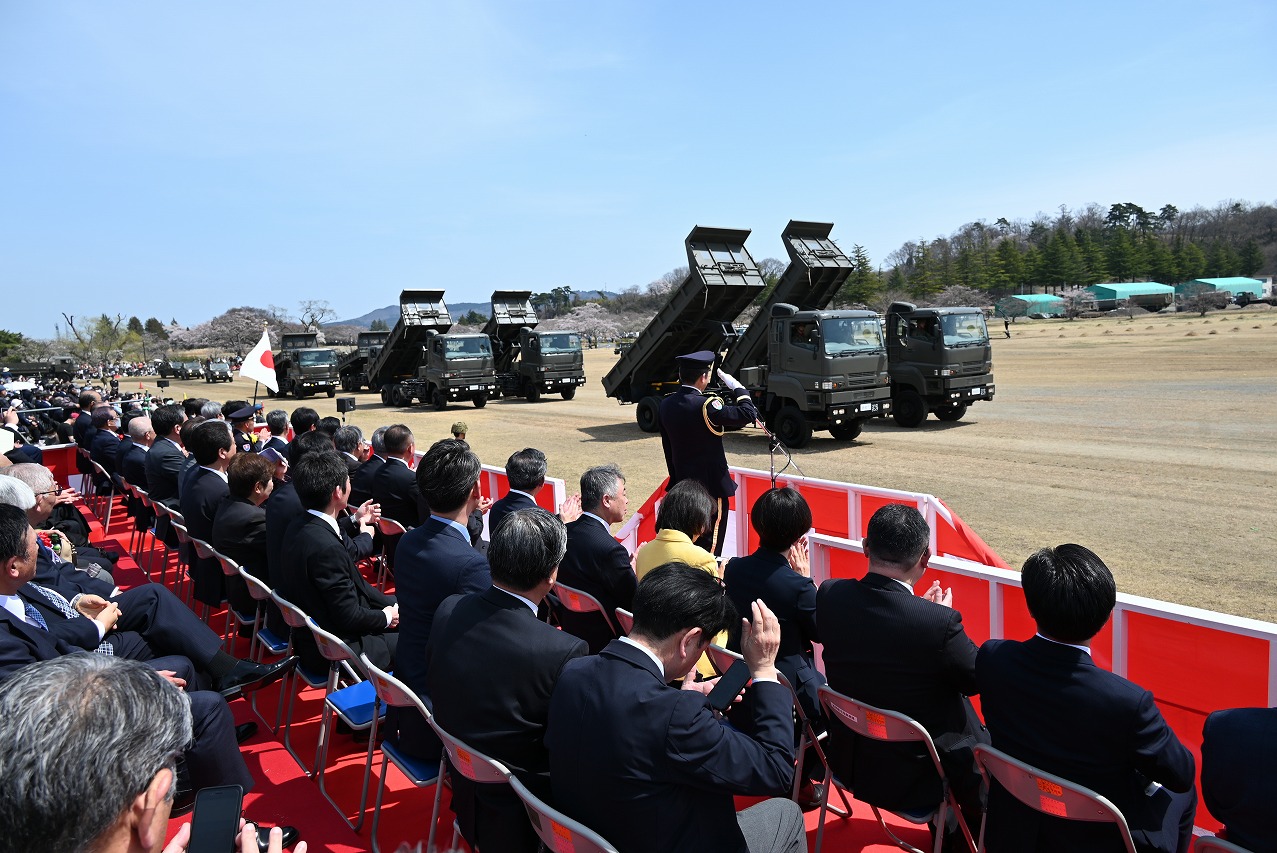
[427,586,587,851]
[90,427,121,476]
[0,602,77,680]
[546,640,795,853]
[1202,707,1277,853]
[371,458,426,529]
[817,572,986,811]
[120,443,148,489]
[260,435,288,456]
[211,494,267,579]
[278,513,397,674]
[976,637,1196,853]
[658,385,758,499]
[555,516,635,653]
[348,454,384,508]
[145,438,185,509]
[487,490,537,537]
[179,466,229,606]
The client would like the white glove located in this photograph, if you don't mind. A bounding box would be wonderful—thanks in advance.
[716,369,744,392]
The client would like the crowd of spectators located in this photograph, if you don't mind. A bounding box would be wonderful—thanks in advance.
[0,382,1269,853]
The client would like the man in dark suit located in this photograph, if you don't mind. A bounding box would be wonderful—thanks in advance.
[334,425,365,479]
[546,563,805,853]
[976,544,1196,853]
[555,463,634,653]
[347,425,386,508]
[389,438,490,761]
[1202,707,1277,853]
[144,404,186,548]
[72,390,101,450]
[212,452,276,617]
[657,350,758,555]
[88,406,123,490]
[259,408,290,456]
[119,415,154,534]
[427,508,588,852]
[178,420,234,607]
[278,451,397,676]
[370,424,425,529]
[488,448,545,535]
[817,504,987,847]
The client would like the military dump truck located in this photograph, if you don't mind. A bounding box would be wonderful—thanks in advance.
[271,332,339,398]
[337,330,391,392]
[884,302,995,427]
[484,291,586,402]
[366,290,497,410]
[603,223,893,448]
[4,357,77,382]
[719,221,892,446]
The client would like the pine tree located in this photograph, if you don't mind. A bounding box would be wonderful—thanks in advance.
[1239,239,1265,276]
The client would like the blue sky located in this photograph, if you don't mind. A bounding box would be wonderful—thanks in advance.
[2,1,1274,336]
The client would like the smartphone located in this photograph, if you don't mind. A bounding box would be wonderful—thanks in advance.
[186,784,244,853]
[706,659,752,711]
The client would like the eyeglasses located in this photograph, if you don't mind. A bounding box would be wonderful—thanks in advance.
[34,487,65,498]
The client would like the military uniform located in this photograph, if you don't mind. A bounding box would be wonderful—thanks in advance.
[232,427,257,455]
[226,404,262,456]
[658,351,759,555]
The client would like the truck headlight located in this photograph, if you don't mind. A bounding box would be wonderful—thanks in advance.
[819,381,834,390]
[936,368,954,377]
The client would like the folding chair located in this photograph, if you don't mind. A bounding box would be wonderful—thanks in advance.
[429,718,513,851]
[817,685,975,853]
[613,607,634,635]
[306,617,383,830]
[128,485,156,577]
[75,447,94,495]
[237,568,289,728]
[188,536,222,623]
[212,551,255,650]
[359,654,446,853]
[89,461,116,530]
[1193,837,1253,853]
[148,501,176,585]
[705,644,850,816]
[550,582,617,639]
[375,517,408,591]
[972,743,1135,853]
[509,775,620,853]
[271,592,331,774]
[168,520,195,606]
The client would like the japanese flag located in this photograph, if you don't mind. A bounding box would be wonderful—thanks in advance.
[240,327,279,393]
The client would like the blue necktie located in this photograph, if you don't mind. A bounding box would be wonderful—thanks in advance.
[22,601,48,631]
[28,586,114,656]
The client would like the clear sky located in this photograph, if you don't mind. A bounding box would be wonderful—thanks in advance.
[2,1,1274,336]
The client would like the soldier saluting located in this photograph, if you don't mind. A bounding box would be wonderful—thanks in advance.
[658,351,759,556]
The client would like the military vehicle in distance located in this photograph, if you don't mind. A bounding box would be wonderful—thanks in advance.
[366,290,497,410]
[4,357,77,382]
[178,361,204,380]
[271,332,339,398]
[337,330,391,392]
[883,302,995,427]
[484,291,586,402]
[205,361,234,383]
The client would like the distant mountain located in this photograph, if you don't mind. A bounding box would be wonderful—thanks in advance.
[333,291,618,329]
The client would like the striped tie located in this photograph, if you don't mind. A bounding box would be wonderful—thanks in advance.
[28,585,114,656]
[22,601,48,631]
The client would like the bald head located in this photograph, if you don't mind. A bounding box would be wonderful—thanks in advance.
[127,416,154,446]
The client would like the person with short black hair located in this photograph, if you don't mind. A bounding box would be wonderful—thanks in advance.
[212,453,275,613]
[547,563,805,853]
[426,508,588,852]
[636,479,717,580]
[278,452,396,676]
[371,423,425,529]
[488,448,546,534]
[179,420,236,607]
[556,463,635,653]
[289,406,319,435]
[318,416,341,436]
[977,544,1196,853]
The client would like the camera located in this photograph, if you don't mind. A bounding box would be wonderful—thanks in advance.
[336,397,356,414]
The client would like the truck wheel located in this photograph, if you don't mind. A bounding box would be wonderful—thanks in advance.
[892,388,928,428]
[526,383,541,403]
[473,393,488,409]
[379,386,391,405]
[433,389,448,411]
[561,386,576,400]
[934,403,967,422]
[636,396,661,433]
[829,419,863,441]
[327,388,336,398]
[775,407,812,449]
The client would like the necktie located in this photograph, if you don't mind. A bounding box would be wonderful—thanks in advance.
[28,585,114,656]
[22,601,48,631]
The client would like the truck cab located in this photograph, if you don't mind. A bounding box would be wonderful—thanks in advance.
[885,302,995,427]
[274,332,340,398]
[419,332,497,410]
[511,329,585,401]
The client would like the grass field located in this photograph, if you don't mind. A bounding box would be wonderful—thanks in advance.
[161,305,1277,621]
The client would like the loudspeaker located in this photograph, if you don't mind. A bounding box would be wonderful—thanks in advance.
[336,397,356,414]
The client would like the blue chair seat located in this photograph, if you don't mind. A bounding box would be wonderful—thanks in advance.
[328,679,384,729]
[256,627,289,655]
[232,607,257,625]
[297,664,328,689]
[383,739,443,785]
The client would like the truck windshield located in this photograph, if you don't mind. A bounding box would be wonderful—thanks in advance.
[211,362,229,371]
[183,362,200,370]
[821,318,885,355]
[537,333,581,354]
[444,338,491,359]
[298,350,336,367]
[941,314,989,347]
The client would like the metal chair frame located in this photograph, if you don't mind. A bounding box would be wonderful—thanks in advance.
[271,592,330,775]
[817,685,976,853]
[89,460,117,530]
[148,501,176,586]
[374,517,408,591]
[972,743,1136,853]
[613,606,634,635]
[236,568,288,728]
[1193,836,1254,853]
[429,718,513,851]
[550,581,618,638]
[509,775,620,853]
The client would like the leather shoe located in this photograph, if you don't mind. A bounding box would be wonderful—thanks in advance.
[796,781,827,812]
[214,656,297,697]
[235,721,259,745]
[252,824,300,851]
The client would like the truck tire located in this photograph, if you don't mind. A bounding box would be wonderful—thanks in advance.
[379,386,391,406]
[636,396,661,433]
[473,393,488,409]
[934,402,967,422]
[433,389,448,411]
[829,419,863,441]
[526,382,541,403]
[892,388,928,428]
[775,406,813,449]
[327,388,336,398]
[561,386,576,400]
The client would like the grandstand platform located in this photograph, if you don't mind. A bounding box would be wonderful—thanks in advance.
[43,439,1269,850]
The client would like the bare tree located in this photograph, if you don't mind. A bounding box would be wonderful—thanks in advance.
[298,300,337,332]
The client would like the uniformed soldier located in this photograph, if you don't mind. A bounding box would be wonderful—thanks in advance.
[658,350,759,556]
[226,403,262,455]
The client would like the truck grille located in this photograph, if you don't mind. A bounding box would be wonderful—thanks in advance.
[844,371,878,386]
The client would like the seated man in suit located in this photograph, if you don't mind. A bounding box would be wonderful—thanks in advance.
[555,463,635,653]
[259,408,291,456]
[144,404,186,518]
[390,438,491,761]
[1202,706,1277,853]
[546,563,805,853]
[488,448,545,534]
[279,451,397,676]
[370,423,424,530]
[348,425,387,508]
[179,420,235,608]
[817,504,987,848]
[119,415,154,536]
[212,452,275,616]
[88,405,123,489]
[334,425,366,478]
[0,654,301,852]
[976,544,1196,853]
[427,507,588,852]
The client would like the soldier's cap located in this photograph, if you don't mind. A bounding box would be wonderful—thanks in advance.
[451,421,468,436]
[674,350,717,368]
[227,404,261,421]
